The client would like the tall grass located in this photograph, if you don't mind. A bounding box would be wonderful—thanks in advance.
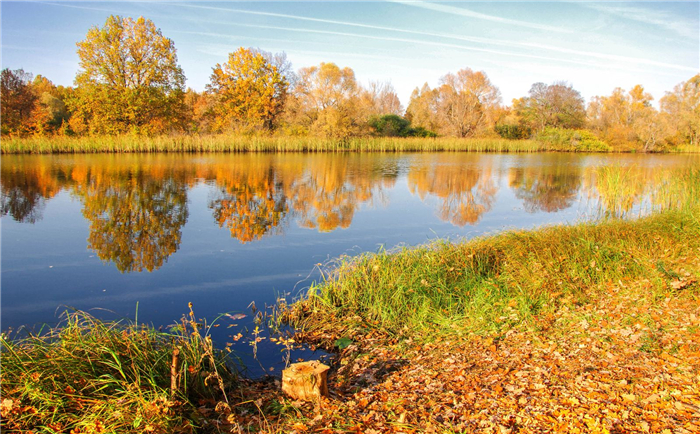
[0,305,236,433]
[2,134,545,154]
[290,169,700,340]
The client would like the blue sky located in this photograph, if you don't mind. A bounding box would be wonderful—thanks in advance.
[1,1,698,108]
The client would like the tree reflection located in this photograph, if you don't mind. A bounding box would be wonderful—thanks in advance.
[288,156,393,232]
[408,158,497,226]
[77,172,188,273]
[509,164,581,213]
[207,155,395,239]
[0,161,62,223]
[209,166,289,243]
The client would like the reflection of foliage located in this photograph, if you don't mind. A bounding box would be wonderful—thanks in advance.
[408,160,497,226]
[509,165,581,213]
[210,178,288,244]
[289,157,390,232]
[0,163,61,223]
[80,176,188,273]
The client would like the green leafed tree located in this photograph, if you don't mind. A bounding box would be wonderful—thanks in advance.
[207,47,289,133]
[70,15,187,135]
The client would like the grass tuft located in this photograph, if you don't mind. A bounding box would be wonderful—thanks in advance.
[0,305,236,433]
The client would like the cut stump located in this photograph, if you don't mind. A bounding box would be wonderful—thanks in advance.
[281,361,330,402]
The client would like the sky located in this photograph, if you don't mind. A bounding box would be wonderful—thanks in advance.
[1,1,698,108]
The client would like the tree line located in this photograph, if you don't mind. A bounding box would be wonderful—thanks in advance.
[1,15,698,151]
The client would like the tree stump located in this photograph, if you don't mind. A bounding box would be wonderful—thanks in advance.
[281,361,330,402]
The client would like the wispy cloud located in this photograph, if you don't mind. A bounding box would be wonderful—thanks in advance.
[585,3,698,40]
[174,3,696,73]
[391,0,573,33]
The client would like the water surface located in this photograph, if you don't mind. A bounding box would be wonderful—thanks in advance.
[2,152,697,375]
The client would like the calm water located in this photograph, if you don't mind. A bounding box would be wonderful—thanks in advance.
[2,152,698,375]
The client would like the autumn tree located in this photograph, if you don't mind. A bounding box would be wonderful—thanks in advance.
[516,82,586,131]
[405,83,441,135]
[70,15,186,135]
[358,80,403,119]
[436,68,501,138]
[207,47,288,132]
[588,85,667,151]
[184,88,216,133]
[1,68,38,136]
[290,62,361,140]
[28,75,70,134]
[660,74,700,147]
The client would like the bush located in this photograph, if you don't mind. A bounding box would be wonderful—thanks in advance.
[495,123,531,140]
[409,126,438,138]
[536,127,610,152]
[368,114,412,137]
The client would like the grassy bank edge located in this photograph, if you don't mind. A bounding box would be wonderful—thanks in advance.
[287,202,700,346]
[0,305,239,433]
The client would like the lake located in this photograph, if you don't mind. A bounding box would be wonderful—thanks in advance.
[2,152,698,376]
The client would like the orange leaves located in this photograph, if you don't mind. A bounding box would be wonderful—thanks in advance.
[208,47,288,133]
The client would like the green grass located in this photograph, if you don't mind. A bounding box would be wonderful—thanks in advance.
[2,134,545,154]
[289,169,700,341]
[0,305,237,433]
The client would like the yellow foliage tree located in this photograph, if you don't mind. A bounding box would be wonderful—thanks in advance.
[660,74,700,147]
[71,15,186,135]
[207,47,289,133]
[292,63,361,140]
[436,68,501,138]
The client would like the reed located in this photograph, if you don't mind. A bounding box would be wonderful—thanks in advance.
[2,134,547,154]
[0,305,237,433]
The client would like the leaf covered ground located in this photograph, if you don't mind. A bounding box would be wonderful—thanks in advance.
[220,273,699,434]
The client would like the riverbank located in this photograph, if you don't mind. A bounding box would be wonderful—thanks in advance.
[2,176,699,432]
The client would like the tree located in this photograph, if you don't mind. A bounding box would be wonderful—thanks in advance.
[516,82,585,131]
[405,83,441,135]
[291,62,361,140]
[358,80,403,119]
[368,114,411,137]
[207,47,289,132]
[660,74,700,146]
[30,75,70,134]
[436,68,501,138]
[588,85,667,151]
[71,15,186,135]
[1,68,37,136]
